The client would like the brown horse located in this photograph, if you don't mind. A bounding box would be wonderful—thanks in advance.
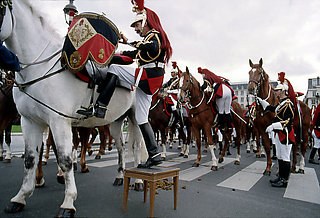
[178,67,218,170]
[248,58,311,175]
[149,95,190,158]
[0,71,19,162]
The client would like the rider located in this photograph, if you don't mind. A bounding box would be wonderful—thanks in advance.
[198,67,234,132]
[309,103,320,165]
[0,40,20,72]
[162,63,182,129]
[257,82,295,188]
[77,0,172,168]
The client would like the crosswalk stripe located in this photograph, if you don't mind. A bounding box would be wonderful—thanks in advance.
[217,161,273,191]
[180,157,235,181]
[284,167,320,205]
[87,152,177,168]
[160,154,206,167]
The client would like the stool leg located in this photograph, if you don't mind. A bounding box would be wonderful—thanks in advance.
[149,181,156,218]
[123,177,130,212]
[173,176,179,210]
[144,180,148,203]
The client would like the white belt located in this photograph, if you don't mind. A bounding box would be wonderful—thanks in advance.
[140,62,165,69]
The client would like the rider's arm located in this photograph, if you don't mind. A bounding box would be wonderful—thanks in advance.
[0,41,20,72]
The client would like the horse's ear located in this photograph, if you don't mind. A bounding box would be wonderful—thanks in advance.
[249,59,253,68]
[186,66,189,74]
[259,58,263,67]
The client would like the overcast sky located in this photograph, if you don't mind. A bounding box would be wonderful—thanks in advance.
[40,0,320,94]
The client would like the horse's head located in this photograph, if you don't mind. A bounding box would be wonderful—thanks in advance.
[248,58,268,95]
[0,0,13,41]
[178,66,193,104]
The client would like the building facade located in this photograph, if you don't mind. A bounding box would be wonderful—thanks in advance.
[230,81,278,108]
[304,77,320,111]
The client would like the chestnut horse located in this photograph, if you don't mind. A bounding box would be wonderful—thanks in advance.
[149,95,189,158]
[178,67,218,170]
[248,58,311,175]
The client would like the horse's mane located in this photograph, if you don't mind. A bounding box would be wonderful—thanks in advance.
[22,0,63,42]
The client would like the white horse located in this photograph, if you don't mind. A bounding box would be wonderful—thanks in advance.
[1,0,146,216]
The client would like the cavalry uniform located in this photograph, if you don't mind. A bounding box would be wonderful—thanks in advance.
[198,67,234,131]
[309,103,320,164]
[0,40,20,72]
[77,0,172,168]
[258,83,295,187]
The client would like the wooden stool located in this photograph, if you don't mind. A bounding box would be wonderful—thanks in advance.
[123,166,180,217]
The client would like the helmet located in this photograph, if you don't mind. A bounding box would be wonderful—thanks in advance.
[274,83,288,92]
[130,11,147,28]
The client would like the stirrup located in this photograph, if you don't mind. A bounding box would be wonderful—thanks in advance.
[76,106,94,117]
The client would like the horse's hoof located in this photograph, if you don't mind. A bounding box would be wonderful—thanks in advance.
[297,169,304,174]
[55,208,75,218]
[211,166,218,171]
[246,150,250,153]
[134,183,144,192]
[218,157,224,163]
[0,157,3,161]
[113,178,123,186]
[73,163,77,171]
[263,170,271,176]
[88,150,93,156]
[108,146,112,151]
[161,157,166,161]
[169,146,173,149]
[203,149,207,153]
[57,175,65,184]
[256,154,261,158]
[234,160,240,165]
[179,153,184,157]
[42,160,47,165]
[227,152,232,156]
[184,155,188,158]
[81,167,89,173]
[95,155,101,160]
[177,146,181,150]
[4,202,25,213]
[253,150,257,153]
[271,155,277,160]
[35,178,45,188]
[192,163,199,167]
[77,153,81,158]
[3,159,11,163]
[261,154,266,158]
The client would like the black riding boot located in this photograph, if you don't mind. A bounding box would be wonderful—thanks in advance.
[270,159,282,184]
[137,123,162,168]
[218,114,225,131]
[173,110,182,129]
[271,144,277,160]
[309,148,319,164]
[271,160,289,188]
[225,113,232,132]
[77,73,118,118]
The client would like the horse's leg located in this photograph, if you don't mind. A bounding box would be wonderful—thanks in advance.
[192,128,201,167]
[161,129,167,159]
[291,142,298,173]
[77,127,90,173]
[205,127,217,171]
[5,118,46,213]
[0,130,3,161]
[297,129,308,174]
[71,127,79,171]
[106,124,113,151]
[110,121,125,186]
[35,142,45,187]
[86,128,96,157]
[3,124,12,163]
[234,131,241,165]
[261,133,272,176]
[43,130,52,165]
[219,131,230,163]
[51,123,77,214]
[181,130,189,158]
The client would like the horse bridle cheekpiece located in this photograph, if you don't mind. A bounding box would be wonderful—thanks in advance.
[0,0,12,32]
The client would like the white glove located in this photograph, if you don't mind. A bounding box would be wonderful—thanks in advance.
[256,97,269,110]
[266,122,283,134]
[167,89,178,94]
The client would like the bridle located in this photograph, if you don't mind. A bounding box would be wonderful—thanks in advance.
[179,73,205,110]
[249,66,272,102]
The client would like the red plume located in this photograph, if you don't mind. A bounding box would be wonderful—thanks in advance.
[131,0,144,11]
[278,72,285,83]
[198,67,202,74]
[172,61,177,69]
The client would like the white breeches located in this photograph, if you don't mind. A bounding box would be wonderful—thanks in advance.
[215,84,232,114]
[274,133,292,162]
[108,64,152,125]
[169,94,177,111]
[312,130,320,149]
